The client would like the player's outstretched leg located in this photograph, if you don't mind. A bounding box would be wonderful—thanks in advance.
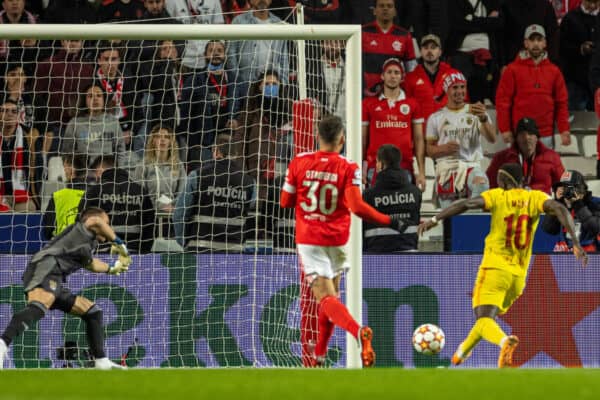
[498,335,519,368]
[0,301,47,369]
[358,326,375,368]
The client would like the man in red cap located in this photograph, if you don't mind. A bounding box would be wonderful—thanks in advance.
[362,57,426,191]
[426,71,496,207]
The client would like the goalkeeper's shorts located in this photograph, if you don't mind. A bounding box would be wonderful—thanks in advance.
[22,257,77,312]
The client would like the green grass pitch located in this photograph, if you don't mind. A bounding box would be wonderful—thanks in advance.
[1,369,600,400]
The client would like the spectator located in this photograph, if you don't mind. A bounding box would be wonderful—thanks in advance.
[79,156,155,253]
[0,98,37,211]
[165,0,224,71]
[495,25,570,149]
[486,117,564,194]
[220,0,250,23]
[542,169,600,253]
[94,43,138,147]
[363,144,421,252]
[306,39,345,119]
[180,40,246,169]
[173,134,255,251]
[287,0,352,24]
[348,0,420,29]
[98,0,145,22]
[559,0,599,111]
[362,58,425,191]
[426,71,496,207]
[0,0,36,61]
[61,83,128,169]
[34,39,94,129]
[362,0,417,95]
[42,154,89,240]
[2,63,51,176]
[240,69,293,196]
[446,0,502,103]
[136,39,187,153]
[43,0,97,23]
[403,34,455,120]
[500,0,559,65]
[133,126,186,213]
[228,0,290,84]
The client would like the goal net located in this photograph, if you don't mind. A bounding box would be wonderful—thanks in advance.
[0,12,363,368]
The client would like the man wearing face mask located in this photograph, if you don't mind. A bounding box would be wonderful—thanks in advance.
[181,40,246,169]
[486,117,564,194]
[541,169,600,253]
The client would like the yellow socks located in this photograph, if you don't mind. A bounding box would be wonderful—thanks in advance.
[457,317,507,357]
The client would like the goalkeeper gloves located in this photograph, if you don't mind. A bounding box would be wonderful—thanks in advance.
[389,215,408,234]
[107,259,129,276]
[111,236,130,257]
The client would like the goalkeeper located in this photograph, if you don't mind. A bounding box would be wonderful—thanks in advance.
[0,207,132,370]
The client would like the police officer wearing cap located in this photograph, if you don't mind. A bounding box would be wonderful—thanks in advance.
[542,170,600,252]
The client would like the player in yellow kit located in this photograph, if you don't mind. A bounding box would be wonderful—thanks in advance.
[418,163,588,367]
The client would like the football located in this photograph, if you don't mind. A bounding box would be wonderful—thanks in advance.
[412,323,445,355]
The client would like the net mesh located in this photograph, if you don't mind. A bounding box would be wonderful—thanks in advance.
[0,8,353,367]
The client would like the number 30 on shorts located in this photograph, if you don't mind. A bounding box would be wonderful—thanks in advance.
[300,180,338,215]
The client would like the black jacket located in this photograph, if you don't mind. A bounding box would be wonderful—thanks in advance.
[560,7,598,86]
[79,168,155,253]
[363,168,421,252]
[445,0,502,60]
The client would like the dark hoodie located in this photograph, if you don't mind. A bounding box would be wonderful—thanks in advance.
[363,167,421,252]
[79,168,155,253]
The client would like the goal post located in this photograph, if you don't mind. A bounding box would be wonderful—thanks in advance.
[0,22,363,368]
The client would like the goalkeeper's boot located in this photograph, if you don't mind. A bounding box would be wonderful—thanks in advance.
[358,326,375,368]
[95,357,127,370]
[498,335,519,368]
[0,339,7,369]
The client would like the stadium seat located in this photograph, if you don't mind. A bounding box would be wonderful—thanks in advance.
[582,135,597,158]
[480,157,491,173]
[47,156,66,182]
[423,179,434,202]
[561,157,596,177]
[569,111,597,134]
[586,179,600,195]
[554,135,580,155]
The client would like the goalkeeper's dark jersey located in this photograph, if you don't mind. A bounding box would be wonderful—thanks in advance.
[29,222,98,276]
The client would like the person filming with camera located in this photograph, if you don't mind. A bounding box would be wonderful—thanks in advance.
[542,170,600,252]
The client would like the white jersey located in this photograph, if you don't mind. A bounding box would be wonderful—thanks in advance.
[165,0,224,69]
[426,104,488,163]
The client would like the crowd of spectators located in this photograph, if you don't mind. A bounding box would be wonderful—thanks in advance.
[0,0,598,253]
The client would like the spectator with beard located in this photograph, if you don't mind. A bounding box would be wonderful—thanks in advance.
[180,40,246,170]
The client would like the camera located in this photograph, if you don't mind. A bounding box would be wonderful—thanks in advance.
[562,184,578,200]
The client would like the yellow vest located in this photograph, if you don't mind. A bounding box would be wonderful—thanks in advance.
[53,188,85,237]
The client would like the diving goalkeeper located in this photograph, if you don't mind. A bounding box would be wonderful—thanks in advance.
[0,207,132,370]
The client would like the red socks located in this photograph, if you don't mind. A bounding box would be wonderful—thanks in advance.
[318,295,360,339]
[315,304,334,357]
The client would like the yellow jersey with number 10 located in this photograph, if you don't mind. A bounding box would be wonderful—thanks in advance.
[480,188,550,277]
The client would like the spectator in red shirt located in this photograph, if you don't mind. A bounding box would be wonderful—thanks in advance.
[362,58,425,191]
[495,24,570,149]
[362,0,417,96]
[486,117,564,194]
[403,34,455,121]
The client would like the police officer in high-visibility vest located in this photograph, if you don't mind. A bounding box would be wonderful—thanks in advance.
[42,155,91,240]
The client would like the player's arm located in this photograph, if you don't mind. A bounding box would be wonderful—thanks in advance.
[280,168,297,209]
[543,199,588,266]
[85,258,130,275]
[418,196,486,235]
[345,186,409,232]
[84,258,111,273]
[84,215,118,242]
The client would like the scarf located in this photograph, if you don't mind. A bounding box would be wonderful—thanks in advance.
[0,125,28,209]
[97,68,127,119]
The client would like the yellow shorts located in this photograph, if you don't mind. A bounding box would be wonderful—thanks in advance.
[472,267,526,314]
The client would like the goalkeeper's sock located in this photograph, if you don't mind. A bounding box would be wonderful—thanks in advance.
[315,304,335,357]
[1,302,46,346]
[81,305,106,358]
[318,296,360,339]
[477,317,506,346]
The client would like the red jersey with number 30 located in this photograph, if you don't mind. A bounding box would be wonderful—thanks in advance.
[283,151,362,246]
